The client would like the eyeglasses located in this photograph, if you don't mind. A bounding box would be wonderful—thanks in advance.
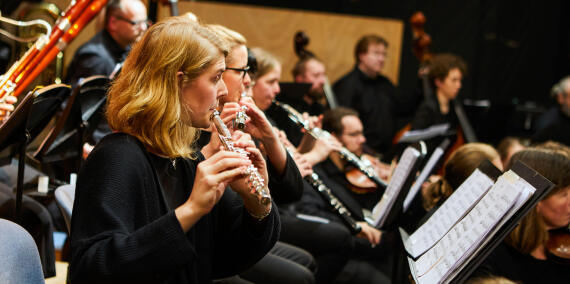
[114,15,151,28]
[226,66,250,80]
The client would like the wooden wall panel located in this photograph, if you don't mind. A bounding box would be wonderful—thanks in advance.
[158,2,403,85]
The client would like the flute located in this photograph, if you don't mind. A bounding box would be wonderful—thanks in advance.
[210,110,271,205]
[233,91,249,130]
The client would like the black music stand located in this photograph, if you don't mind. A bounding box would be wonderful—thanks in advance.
[0,84,70,221]
[33,76,110,180]
[278,82,312,104]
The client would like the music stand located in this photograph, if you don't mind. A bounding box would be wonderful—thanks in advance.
[0,84,70,221]
[277,82,312,104]
[33,76,109,180]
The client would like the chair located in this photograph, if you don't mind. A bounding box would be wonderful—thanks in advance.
[0,218,45,283]
[54,184,75,233]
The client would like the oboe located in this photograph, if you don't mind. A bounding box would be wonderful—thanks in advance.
[274,101,388,190]
[210,110,271,205]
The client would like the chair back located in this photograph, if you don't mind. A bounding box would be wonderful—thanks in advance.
[54,184,76,233]
[0,218,45,283]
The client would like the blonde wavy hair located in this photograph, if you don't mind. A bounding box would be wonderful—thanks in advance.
[207,24,246,65]
[107,16,229,158]
[423,143,500,211]
[250,47,280,80]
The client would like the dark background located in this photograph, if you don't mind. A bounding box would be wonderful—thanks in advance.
[2,0,569,144]
[209,0,570,144]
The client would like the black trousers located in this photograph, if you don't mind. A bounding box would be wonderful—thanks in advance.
[279,214,354,284]
[240,241,316,284]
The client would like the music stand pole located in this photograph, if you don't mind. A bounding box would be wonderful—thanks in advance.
[14,132,29,222]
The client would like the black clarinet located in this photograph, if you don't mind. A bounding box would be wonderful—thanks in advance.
[305,172,362,234]
[283,147,361,234]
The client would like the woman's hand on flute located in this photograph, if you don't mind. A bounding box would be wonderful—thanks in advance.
[230,130,272,218]
[175,149,251,232]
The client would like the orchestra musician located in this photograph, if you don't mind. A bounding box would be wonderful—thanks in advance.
[291,56,329,116]
[333,34,398,155]
[474,147,570,283]
[409,53,467,152]
[206,24,316,284]
[314,107,391,211]
[250,47,391,284]
[65,0,148,88]
[68,16,278,283]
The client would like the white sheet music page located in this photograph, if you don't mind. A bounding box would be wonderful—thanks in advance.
[408,170,523,284]
[404,146,445,212]
[370,147,420,227]
[405,169,494,258]
[445,171,537,283]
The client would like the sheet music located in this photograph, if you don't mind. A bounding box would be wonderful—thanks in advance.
[370,147,421,228]
[444,172,536,283]
[409,170,525,284]
[398,123,450,143]
[405,169,494,258]
[403,146,446,212]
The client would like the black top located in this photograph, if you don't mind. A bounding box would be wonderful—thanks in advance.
[333,66,398,154]
[473,242,570,284]
[409,98,458,153]
[410,98,458,131]
[532,108,570,146]
[69,133,280,283]
[65,30,128,88]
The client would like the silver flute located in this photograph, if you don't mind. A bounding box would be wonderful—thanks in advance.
[210,110,271,205]
[233,91,249,130]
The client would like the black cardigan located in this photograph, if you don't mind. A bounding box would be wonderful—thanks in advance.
[69,133,280,283]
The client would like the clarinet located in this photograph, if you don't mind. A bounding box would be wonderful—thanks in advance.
[210,110,271,205]
[283,147,361,234]
[274,101,388,190]
[305,172,362,234]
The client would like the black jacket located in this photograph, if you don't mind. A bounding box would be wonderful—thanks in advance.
[69,133,280,283]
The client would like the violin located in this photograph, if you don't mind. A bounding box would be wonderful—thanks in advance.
[546,227,570,265]
[345,168,377,193]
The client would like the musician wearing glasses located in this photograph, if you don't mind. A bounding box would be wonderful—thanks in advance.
[65,0,148,87]
[205,25,317,284]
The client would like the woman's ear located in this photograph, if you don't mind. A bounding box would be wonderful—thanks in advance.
[434,78,443,89]
[177,71,186,89]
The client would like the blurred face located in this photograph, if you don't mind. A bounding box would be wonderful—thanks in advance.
[436,68,463,101]
[538,186,570,229]
[220,45,251,105]
[558,86,570,116]
[252,65,281,111]
[297,59,326,99]
[180,57,228,128]
[109,0,148,48]
[358,43,387,76]
[338,115,366,156]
